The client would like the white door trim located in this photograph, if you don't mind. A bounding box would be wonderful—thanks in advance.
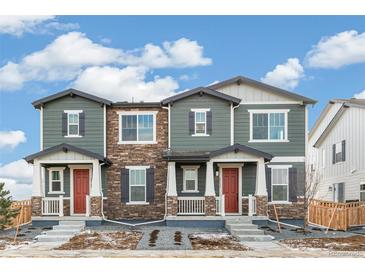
[69,165,92,216]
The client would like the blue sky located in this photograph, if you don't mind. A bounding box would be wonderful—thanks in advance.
[0,16,364,198]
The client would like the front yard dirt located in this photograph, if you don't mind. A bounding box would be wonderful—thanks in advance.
[56,230,143,250]
[0,237,31,250]
[281,235,365,251]
[189,233,250,251]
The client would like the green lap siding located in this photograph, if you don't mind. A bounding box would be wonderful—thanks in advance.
[43,96,104,155]
[170,94,231,151]
[176,163,206,196]
[234,104,306,156]
[243,163,257,195]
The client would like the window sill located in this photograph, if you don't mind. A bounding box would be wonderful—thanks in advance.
[126,202,150,205]
[48,192,65,195]
[64,135,83,138]
[181,190,199,193]
[118,141,157,145]
[268,201,292,205]
[248,139,289,143]
[192,134,210,137]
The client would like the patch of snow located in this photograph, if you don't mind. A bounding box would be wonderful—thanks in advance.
[190,233,232,240]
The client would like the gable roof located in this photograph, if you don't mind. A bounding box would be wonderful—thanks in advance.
[208,76,317,105]
[24,143,112,166]
[161,87,241,106]
[210,143,273,161]
[32,88,112,109]
[313,99,365,147]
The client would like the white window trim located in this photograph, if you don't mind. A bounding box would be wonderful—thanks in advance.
[118,111,157,144]
[48,167,65,194]
[64,110,83,138]
[360,182,365,202]
[191,108,210,137]
[127,166,149,204]
[268,165,291,203]
[182,165,200,193]
[248,109,289,143]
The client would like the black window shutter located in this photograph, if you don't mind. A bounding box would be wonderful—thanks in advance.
[120,168,129,203]
[79,112,85,136]
[289,167,298,202]
[62,112,68,136]
[341,140,346,162]
[332,144,336,164]
[189,111,195,135]
[206,111,212,135]
[338,183,345,203]
[146,167,155,203]
[265,167,272,202]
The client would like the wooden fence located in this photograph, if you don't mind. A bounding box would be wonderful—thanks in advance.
[7,200,32,229]
[308,199,365,231]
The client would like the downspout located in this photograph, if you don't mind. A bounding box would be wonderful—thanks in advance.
[231,103,240,145]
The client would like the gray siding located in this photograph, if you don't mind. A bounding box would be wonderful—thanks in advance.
[243,163,257,195]
[170,94,231,151]
[43,96,104,155]
[234,104,305,156]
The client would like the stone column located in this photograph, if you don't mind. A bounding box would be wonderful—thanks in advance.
[255,158,268,216]
[204,160,216,216]
[31,160,42,216]
[167,161,178,216]
[90,160,102,216]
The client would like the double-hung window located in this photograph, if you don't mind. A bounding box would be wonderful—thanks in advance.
[333,141,345,163]
[195,111,206,135]
[64,110,82,137]
[119,112,157,144]
[129,167,147,203]
[182,166,199,192]
[360,182,365,202]
[249,110,289,142]
[48,167,65,194]
[271,167,289,202]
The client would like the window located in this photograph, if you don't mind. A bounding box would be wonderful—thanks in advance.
[64,110,82,137]
[360,182,365,202]
[129,168,146,202]
[182,166,199,192]
[271,167,289,202]
[334,141,344,163]
[249,110,289,142]
[48,167,65,194]
[195,111,206,135]
[119,112,157,144]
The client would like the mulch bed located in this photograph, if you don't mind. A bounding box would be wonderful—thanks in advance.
[281,235,365,251]
[56,231,143,250]
[189,233,250,251]
[0,237,29,250]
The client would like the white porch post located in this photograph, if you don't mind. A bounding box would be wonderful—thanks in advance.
[32,159,42,197]
[255,158,267,196]
[91,160,101,197]
[167,161,177,196]
[59,195,64,217]
[205,160,216,196]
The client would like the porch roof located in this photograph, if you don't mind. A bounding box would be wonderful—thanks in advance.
[163,143,273,162]
[24,143,112,166]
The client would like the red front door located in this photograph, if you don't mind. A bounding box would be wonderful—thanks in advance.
[73,169,89,214]
[223,168,239,213]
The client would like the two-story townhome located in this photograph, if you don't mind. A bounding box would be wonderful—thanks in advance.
[162,76,316,223]
[309,98,365,203]
[25,89,112,225]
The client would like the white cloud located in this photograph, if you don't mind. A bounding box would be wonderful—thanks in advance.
[0,16,79,37]
[0,159,32,200]
[354,90,365,99]
[73,66,178,102]
[261,58,305,90]
[306,30,365,69]
[0,130,26,149]
[0,62,24,90]
[0,178,31,201]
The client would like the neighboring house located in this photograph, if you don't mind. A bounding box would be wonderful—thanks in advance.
[26,75,316,225]
[162,76,316,221]
[309,98,365,203]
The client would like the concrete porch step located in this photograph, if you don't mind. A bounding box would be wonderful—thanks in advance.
[59,220,86,226]
[226,223,258,230]
[235,234,274,242]
[44,230,79,236]
[231,229,265,236]
[225,218,252,225]
[53,225,84,231]
[36,235,72,243]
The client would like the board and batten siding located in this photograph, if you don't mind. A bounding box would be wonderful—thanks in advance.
[234,104,306,156]
[43,96,104,155]
[315,107,365,201]
[170,93,231,151]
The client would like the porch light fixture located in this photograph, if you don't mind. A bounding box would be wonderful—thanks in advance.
[328,186,333,192]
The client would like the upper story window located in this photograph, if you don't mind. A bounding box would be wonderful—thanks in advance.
[249,110,289,142]
[190,108,211,136]
[63,110,83,138]
[182,165,199,192]
[360,182,365,202]
[119,111,157,144]
[48,167,65,194]
[332,140,346,164]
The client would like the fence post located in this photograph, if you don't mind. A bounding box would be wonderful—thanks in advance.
[59,195,64,217]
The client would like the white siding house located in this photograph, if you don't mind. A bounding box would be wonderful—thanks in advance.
[309,99,365,203]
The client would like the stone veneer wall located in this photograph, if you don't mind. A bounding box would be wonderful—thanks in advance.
[91,196,102,216]
[255,195,268,216]
[106,106,168,220]
[167,196,178,216]
[204,196,216,216]
[31,196,42,216]
[268,197,305,219]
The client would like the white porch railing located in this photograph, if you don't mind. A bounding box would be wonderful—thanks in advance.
[42,196,64,216]
[85,195,90,217]
[215,195,225,216]
[177,197,205,215]
[248,194,256,216]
